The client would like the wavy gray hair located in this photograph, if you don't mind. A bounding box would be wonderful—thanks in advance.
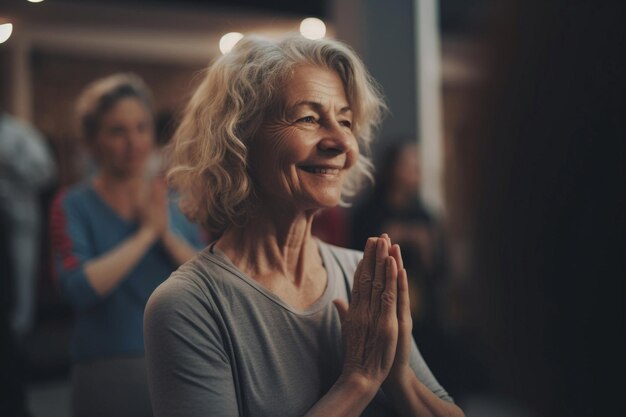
[168,35,386,232]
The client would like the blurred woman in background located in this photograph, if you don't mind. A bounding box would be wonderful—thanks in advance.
[351,141,445,326]
[49,73,203,417]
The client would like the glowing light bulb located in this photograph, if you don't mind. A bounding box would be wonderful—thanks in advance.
[27,0,46,3]
[300,18,326,40]
[0,23,13,44]
[219,32,244,55]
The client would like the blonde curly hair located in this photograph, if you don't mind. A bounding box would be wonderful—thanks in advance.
[167,35,386,232]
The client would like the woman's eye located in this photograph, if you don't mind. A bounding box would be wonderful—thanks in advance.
[108,127,126,136]
[340,120,352,128]
[298,116,317,124]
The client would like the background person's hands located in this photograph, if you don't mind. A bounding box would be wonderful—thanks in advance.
[334,237,400,390]
[139,178,169,239]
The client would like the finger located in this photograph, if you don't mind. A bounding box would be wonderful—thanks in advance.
[397,268,411,326]
[389,244,404,272]
[350,260,363,307]
[381,256,398,317]
[333,299,349,325]
[382,233,392,249]
[370,238,389,311]
[358,238,378,305]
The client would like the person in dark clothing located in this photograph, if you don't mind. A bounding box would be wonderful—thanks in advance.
[350,141,489,402]
[0,205,32,417]
[351,142,444,326]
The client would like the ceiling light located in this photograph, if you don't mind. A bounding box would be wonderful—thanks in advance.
[219,32,244,55]
[300,18,326,40]
[0,23,13,44]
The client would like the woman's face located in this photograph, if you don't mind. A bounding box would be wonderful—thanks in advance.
[92,97,154,178]
[252,65,358,212]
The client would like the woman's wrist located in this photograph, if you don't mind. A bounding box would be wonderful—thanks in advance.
[138,225,160,244]
[337,371,382,401]
[162,230,182,250]
[162,229,178,243]
[383,365,413,391]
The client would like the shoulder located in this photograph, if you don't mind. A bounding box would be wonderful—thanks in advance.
[319,240,363,279]
[145,250,233,322]
[56,183,93,206]
[324,242,362,265]
[50,184,92,219]
[0,113,43,141]
[148,253,214,304]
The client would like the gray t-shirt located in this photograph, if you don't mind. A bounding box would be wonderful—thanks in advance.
[144,240,452,417]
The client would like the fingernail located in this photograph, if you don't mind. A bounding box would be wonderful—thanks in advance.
[377,239,385,256]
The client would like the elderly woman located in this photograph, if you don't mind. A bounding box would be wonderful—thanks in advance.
[145,36,464,417]
[50,73,203,417]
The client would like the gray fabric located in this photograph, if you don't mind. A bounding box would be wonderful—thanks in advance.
[145,240,452,417]
[71,356,152,417]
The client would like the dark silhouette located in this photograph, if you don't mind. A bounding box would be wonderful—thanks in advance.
[456,2,625,416]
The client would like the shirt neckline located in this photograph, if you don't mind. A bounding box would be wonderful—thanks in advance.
[85,182,138,226]
[204,238,338,316]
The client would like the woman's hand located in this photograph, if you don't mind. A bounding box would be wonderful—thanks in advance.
[333,237,400,392]
[382,236,414,388]
[81,178,171,297]
[139,178,169,239]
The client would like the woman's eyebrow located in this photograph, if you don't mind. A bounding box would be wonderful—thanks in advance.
[291,100,352,114]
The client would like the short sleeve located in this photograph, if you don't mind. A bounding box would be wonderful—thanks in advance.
[144,275,239,417]
[408,339,454,403]
[49,190,101,309]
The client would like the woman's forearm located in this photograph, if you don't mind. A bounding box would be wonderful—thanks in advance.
[162,230,198,266]
[304,373,379,417]
[385,367,465,417]
[84,227,158,296]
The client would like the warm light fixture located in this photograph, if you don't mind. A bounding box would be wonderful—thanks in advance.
[219,32,244,55]
[27,0,46,3]
[0,23,13,44]
[299,17,326,40]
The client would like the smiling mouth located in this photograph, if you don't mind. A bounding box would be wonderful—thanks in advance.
[299,166,341,175]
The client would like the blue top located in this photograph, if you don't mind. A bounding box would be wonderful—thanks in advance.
[50,182,205,361]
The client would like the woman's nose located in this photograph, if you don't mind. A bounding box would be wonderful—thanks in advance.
[128,129,149,149]
[317,122,355,154]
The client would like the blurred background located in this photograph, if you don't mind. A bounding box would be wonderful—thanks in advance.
[1,1,623,416]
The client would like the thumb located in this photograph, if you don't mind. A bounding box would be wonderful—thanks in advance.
[333,299,349,324]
